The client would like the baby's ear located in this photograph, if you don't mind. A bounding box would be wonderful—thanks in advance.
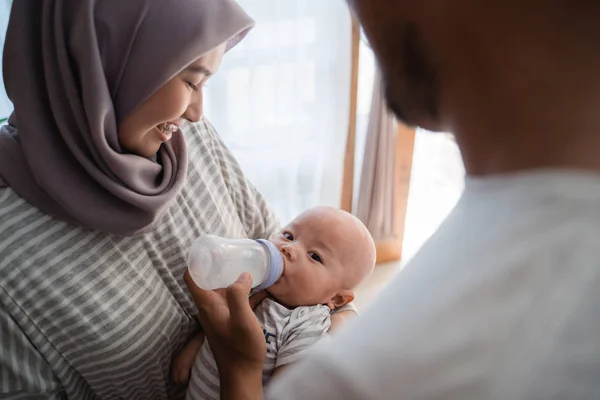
[327,289,355,310]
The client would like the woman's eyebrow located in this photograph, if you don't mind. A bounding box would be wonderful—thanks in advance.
[184,65,213,76]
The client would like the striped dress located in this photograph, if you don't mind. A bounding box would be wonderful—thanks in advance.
[0,119,280,400]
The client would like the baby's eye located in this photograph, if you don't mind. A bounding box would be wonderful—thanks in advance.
[283,232,294,241]
[308,252,323,264]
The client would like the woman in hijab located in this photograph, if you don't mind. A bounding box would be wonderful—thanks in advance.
[0,1,352,399]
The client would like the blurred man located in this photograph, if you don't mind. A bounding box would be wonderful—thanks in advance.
[187,1,600,398]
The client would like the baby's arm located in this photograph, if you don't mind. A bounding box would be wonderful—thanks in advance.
[171,332,205,384]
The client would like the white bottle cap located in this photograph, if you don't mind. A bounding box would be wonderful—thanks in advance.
[254,239,284,290]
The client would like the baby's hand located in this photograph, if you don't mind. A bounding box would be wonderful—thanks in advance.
[249,290,268,309]
[171,333,205,385]
[171,356,192,385]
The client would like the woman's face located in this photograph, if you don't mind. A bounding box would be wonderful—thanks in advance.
[118,44,227,157]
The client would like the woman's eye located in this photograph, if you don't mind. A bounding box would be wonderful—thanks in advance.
[283,232,293,241]
[308,252,323,264]
[186,81,199,91]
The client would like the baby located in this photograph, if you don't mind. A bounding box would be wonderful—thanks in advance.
[173,206,376,399]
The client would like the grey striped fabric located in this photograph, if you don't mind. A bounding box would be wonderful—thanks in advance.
[0,119,280,400]
[186,298,331,400]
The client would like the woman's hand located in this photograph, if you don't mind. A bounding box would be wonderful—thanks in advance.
[183,270,266,382]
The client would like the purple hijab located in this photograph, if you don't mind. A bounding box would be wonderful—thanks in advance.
[0,0,253,236]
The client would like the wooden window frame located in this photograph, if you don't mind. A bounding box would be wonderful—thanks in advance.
[340,18,415,264]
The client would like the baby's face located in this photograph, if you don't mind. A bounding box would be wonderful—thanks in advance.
[267,207,375,309]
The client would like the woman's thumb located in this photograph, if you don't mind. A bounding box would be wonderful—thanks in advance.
[236,272,253,286]
[183,269,210,308]
[227,273,255,323]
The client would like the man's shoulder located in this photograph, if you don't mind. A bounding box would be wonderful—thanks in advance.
[339,195,600,391]
[267,179,600,398]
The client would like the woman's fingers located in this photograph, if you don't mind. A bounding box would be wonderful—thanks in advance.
[183,269,203,306]
[183,269,205,308]
[183,271,267,372]
[227,273,253,314]
[184,269,262,336]
[183,269,222,313]
[227,273,258,329]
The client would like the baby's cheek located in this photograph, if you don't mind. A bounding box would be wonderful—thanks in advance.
[295,278,321,298]
[273,279,297,297]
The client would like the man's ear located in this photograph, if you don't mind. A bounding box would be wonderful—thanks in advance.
[327,289,355,310]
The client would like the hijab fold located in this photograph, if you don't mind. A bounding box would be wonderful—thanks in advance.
[0,0,253,236]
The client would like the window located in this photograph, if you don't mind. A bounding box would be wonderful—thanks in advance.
[204,0,352,222]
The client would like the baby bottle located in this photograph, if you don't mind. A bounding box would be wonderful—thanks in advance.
[187,235,284,290]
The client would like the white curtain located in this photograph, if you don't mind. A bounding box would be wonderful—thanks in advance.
[355,68,397,242]
[204,0,352,223]
[0,0,12,119]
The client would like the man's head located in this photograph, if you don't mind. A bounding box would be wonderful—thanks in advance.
[267,207,376,309]
[349,0,600,173]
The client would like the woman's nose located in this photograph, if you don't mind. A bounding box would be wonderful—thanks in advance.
[184,91,203,122]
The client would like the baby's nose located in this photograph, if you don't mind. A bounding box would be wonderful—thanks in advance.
[280,245,294,260]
